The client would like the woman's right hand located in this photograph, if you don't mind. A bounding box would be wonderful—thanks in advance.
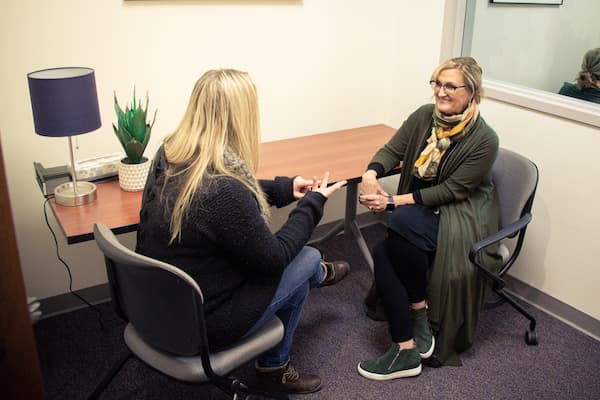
[360,170,383,195]
[311,172,347,198]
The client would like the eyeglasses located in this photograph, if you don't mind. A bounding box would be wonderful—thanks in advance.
[429,80,467,94]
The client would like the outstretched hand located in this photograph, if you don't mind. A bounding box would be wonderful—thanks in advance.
[311,172,347,198]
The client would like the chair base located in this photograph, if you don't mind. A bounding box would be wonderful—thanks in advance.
[213,375,289,400]
[495,288,538,346]
[483,291,506,310]
[87,350,289,400]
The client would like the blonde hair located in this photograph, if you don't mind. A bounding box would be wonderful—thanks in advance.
[431,57,483,104]
[163,69,269,243]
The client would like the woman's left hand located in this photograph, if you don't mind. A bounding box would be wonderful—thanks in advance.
[359,192,415,213]
[359,192,389,213]
[293,176,318,199]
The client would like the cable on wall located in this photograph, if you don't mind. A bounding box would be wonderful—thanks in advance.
[42,198,104,331]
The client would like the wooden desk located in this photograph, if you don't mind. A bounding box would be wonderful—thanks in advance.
[49,180,143,244]
[49,124,397,266]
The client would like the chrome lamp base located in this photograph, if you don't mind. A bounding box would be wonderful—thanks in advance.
[54,181,97,206]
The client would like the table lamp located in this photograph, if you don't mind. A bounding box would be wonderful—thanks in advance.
[27,67,101,206]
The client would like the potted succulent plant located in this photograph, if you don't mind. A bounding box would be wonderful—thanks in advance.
[113,89,157,191]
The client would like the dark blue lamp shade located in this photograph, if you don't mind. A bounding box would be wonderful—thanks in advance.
[27,67,101,206]
[27,67,101,137]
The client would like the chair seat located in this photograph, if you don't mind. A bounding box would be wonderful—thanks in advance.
[124,316,284,383]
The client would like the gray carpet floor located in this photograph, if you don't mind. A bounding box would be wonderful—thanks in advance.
[34,223,600,399]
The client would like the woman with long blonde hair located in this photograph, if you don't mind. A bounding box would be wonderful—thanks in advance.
[136,69,348,394]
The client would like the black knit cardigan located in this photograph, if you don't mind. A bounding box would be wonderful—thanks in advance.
[136,147,327,349]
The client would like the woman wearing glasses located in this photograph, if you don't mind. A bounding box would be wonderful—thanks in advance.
[357,57,501,378]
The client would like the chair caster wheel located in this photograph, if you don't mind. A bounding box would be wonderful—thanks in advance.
[525,329,538,345]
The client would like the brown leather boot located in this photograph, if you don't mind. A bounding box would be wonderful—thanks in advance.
[255,362,322,394]
[320,260,350,287]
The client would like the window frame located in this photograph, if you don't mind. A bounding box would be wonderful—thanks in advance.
[441,0,600,128]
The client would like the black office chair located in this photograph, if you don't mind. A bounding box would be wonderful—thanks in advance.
[469,148,539,346]
[90,223,287,400]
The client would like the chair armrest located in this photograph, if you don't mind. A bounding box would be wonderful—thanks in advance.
[469,213,532,287]
[469,213,532,261]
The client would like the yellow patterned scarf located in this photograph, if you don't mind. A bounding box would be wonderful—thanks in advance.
[413,102,478,180]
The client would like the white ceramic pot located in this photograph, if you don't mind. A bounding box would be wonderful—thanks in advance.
[118,157,151,192]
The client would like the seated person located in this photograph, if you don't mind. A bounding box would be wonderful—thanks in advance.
[136,69,349,395]
[558,47,600,103]
[357,57,501,378]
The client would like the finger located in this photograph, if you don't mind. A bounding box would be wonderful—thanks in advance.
[331,179,347,190]
[320,171,330,188]
[312,176,318,190]
[361,194,377,201]
[321,179,347,197]
[296,175,308,183]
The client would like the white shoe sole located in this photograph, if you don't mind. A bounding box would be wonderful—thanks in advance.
[357,363,422,381]
[420,336,435,359]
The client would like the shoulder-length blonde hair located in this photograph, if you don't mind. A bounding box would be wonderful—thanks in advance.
[431,56,484,104]
[163,69,269,243]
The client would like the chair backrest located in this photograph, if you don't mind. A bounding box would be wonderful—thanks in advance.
[93,223,208,356]
[492,148,539,229]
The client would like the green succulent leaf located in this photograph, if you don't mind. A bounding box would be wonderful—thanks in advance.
[130,108,147,143]
[112,88,157,163]
[112,123,128,150]
[125,140,145,164]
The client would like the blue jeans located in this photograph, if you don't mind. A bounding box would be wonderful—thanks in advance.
[244,246,323,368]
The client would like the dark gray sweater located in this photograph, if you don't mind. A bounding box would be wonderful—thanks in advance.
[136,147,326,349]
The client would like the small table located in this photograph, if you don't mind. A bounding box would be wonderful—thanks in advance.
[49,124,398,268]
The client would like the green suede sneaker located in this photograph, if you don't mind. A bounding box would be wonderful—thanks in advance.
[411,307,435,359]
[357,344,422,380]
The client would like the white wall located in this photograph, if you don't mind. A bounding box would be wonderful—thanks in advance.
[480,100,600,321]
[0,1,444,301]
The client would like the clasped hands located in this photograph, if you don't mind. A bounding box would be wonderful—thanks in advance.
[359,170,415,212]
[359,190,390,214]
[359,170,389,213]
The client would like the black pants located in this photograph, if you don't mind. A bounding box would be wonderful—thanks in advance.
[373,230,434,342]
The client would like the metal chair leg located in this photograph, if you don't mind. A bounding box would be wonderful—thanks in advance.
[496,289,538,345]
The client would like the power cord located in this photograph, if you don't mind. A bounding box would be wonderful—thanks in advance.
[43,198,104,331]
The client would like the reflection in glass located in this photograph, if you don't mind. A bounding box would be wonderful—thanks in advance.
[558,48,600,104]
[462,0,600,98]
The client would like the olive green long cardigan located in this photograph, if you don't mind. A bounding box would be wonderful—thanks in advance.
[370,103,501,365]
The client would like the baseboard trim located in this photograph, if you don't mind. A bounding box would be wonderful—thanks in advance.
[39,283,111,319]
[38,218,600,342]
[504,275,600,341]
